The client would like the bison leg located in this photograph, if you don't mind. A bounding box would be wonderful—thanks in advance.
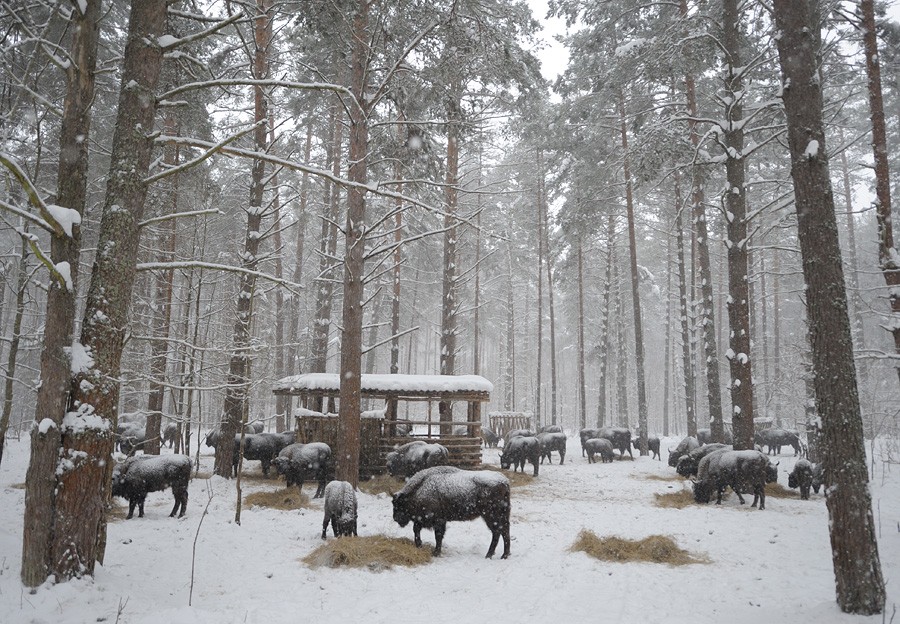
[559,449,565,465]
[433,521,446,556]
[587,453,594,464]
[127,499,137,519]
[322,513,330,539]
[486,528,500,559]
[532,460,539,477]
[137,497,146,518]
[413,522,423,548]
[261,458,270,476]
[314,475,326,499]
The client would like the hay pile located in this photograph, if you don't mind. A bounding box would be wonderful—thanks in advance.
[653,486,697,509]
[765,482,796,499]
[303,536,432,570]
[571,530,705,566]
[244,487,310,510]
[357,474,403,496]
[477,464,534,488]
[643,473,685,482]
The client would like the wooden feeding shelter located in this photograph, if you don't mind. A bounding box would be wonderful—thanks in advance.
[272,373,493,474]
[488,411,534,439]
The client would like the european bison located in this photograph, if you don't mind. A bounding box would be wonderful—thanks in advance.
[697,428,734,445]
[788,459,814,499]
[693,449,775,510]
[754,428,801,456]
[392,465,511,558]
[675,443,730,477]
[537,431,567,464]
[322,480,358,539]
[111,454,192,519]
[631,434,661,460]
[579,428,601,458]
[597,427,633,460]
[584,438,614,464]
[667,436,700,467]
[273,442,333,498]
[385,440,450,478]
[481,427,500,448]
[499,435,540,476]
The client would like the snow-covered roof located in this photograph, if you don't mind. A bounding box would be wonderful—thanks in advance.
[273,373,493,400]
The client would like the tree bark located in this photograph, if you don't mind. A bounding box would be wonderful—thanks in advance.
[773,0,886,612]
[145,111,180,455]
[0,234,29,467]
[859,0,900,386]
[336,0,371,487]
[21,0,99,587]
[216,0,273,477]
[674,172,697,436]
[596,213,615,428]
[722,0,754,449]
[618,91,649,454]
[57,0,166,579]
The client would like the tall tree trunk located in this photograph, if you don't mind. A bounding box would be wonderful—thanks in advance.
[674,172,697,436]
[722,0,754,449]
[287,124,313,380]
[439,86,461,433]
[773,0,885,612]
[541,158,559,426]
[21,0,99,587]
[682,0,723,439]
[145,112,180,455]
[577,238,586,430]
[0,234,29,466]
[597,214,615,428]
[837,127,866,353]
[390,120,405,375]
[614,255,629,427]
[505,245,515,410]
[618,91,649,454]
[216,0,272,477]
[310,102,343,376]
[271,115,288,431]
[535,153,543,426]
[772,245,782,419]
[859,0,900,386]
[58,0,165,579]
[663,226,672,437]
[336,0,371,487]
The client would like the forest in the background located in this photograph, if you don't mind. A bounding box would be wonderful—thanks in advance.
[0,0,897,609]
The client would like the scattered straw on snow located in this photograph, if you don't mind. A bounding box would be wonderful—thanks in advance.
[477,464,534,488]
[765,482,795,499]
[357,474,403,496]
[303,535,432,570]
[653,487,699,509]
[642,473,685,482]
[570,530,706,566]
[244,488,310,510]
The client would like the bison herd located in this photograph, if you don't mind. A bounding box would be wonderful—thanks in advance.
[109,420,819,561]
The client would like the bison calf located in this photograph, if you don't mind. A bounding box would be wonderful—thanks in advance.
[322,481,358,539]
[392,466,511,559]
[499,435,540,476]
[111,454,192,519]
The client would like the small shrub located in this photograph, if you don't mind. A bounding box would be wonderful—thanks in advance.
[303,536,432,570]
[570,530,706,566]
[244,487,310,510]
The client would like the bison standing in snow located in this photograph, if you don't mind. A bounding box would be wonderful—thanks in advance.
[693,449,775,510]
[111,454,192,519]
[788,459,814,499]
[537,431,567,464]
[675,443,730,478]
[273,442,333,498]
[584,438,615,464]
[499,435,540,476]
[322,481,358,539]
[391,465,511,558]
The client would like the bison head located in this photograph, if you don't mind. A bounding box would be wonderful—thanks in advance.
[676,456,696,478]
[765,461,779,484]
[272,456,289,476]
[391,492,411,527]
[499,451,512,470]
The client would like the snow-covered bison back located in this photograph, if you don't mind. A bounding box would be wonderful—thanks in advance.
[392,466,511,559]
[322,480,358,539]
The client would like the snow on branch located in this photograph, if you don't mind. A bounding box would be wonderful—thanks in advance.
[361,326,420,355]
[148,121,265,183]
[158,10,244,52]
[136,261,302,294]
[0,152,80,238]
[158,79,360,113]
[138,208,222,229]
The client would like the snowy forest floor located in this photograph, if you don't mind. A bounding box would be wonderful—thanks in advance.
[1,434,898,624]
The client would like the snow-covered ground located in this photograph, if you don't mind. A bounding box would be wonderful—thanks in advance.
[1,434,897,624]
